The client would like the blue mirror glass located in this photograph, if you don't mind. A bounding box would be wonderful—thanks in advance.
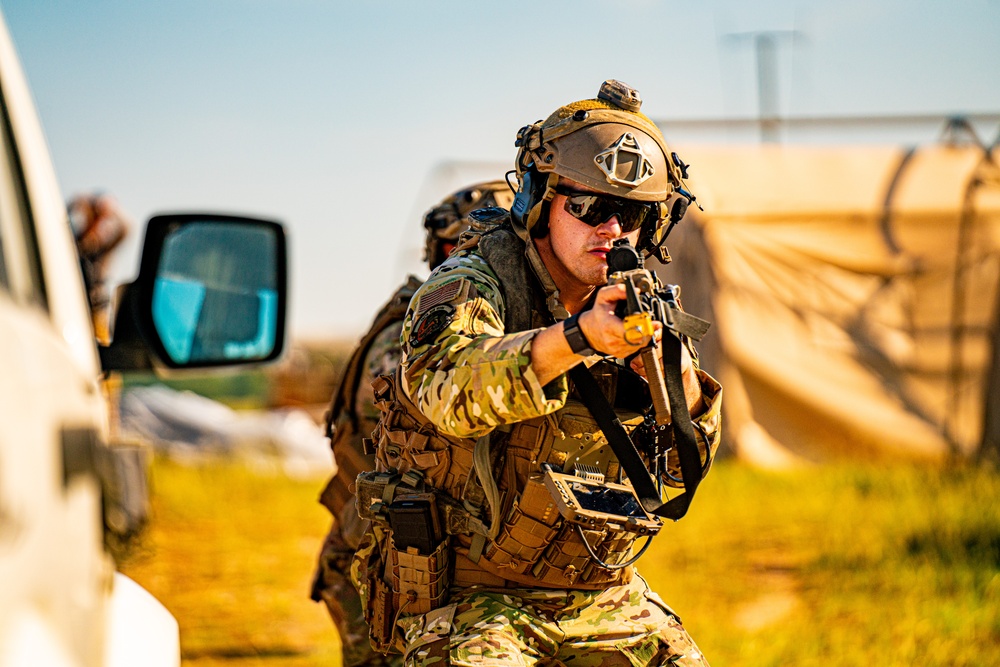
[151,222,280,364]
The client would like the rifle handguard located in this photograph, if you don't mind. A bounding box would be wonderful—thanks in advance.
[641,343,672,426]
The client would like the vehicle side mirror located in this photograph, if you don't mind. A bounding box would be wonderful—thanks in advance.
[100,214,288,371]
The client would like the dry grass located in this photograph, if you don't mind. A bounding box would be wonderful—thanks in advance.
[119,458,341,666]
[121,457,1000,666]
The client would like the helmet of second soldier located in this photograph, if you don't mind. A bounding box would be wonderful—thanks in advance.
[512,80,688,253]
[423,180,515,269]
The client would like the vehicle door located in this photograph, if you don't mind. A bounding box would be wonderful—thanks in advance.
[0,62,110,667]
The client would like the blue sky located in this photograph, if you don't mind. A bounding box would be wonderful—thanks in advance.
[2,0,998,338]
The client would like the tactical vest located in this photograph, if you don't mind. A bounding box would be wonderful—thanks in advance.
[319,275,423,518]
[363,223,656,596]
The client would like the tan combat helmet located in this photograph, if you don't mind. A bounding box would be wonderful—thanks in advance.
[423,180,515,269]
[511,79,697,262]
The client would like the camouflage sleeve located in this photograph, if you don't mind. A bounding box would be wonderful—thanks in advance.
[400,250,568,439]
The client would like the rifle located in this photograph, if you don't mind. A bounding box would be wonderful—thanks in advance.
[569,238,711,521]
[605,239,711,426]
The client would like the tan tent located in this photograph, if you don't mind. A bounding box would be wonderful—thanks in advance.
[658,137,1000,466]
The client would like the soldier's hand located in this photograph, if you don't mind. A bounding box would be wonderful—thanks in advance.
[579,284,663,359]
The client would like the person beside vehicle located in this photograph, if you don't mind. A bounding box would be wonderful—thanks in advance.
[68,191,132,343]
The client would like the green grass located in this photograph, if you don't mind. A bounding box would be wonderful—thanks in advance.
[121,459,1000,666]
[641,464,1000,667]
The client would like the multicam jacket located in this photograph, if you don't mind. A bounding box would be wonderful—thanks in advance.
[378,223,722,591]
[400,228,722,466]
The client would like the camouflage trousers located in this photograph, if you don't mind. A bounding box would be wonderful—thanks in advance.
[395,573,710,667]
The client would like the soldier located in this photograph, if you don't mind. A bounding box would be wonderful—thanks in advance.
[353,80,723,666]
[311,181,515,667]
[67,191,132,343]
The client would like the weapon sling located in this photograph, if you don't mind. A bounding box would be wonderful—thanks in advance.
[569,332,705,520]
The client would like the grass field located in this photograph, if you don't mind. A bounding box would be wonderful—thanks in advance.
[120,457,1000,666]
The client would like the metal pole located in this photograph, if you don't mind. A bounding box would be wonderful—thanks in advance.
[756,33,780,143]
[725,30,798,143]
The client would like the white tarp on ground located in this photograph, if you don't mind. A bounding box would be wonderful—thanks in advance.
[120,384,334,477]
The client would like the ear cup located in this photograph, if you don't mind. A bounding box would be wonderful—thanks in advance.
[669,196,690,224]
[511,169,537,227]
[511,169,553,237]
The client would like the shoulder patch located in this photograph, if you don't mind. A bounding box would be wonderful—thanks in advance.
[415,280,462,318]
[411,304,455,347]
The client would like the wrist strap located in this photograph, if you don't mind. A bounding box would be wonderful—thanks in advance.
[563,312,595,356]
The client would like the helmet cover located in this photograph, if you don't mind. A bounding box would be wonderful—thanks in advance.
[423,180,514,269]
[512,80,693,253]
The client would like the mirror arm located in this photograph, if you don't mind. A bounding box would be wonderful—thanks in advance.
[99,282,155,373]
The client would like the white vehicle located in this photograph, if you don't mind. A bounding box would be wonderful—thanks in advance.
[0,10,287,667]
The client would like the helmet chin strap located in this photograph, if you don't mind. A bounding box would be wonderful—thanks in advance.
[510,172,571,321]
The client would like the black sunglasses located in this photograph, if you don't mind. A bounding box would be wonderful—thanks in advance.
[554,186,660,233]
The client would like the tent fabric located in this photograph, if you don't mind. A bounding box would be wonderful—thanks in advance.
[658,142,1000,466]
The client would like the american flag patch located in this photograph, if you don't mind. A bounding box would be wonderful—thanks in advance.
[415,280,462,317]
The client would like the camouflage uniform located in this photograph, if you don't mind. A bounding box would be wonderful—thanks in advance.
[352,82,720,665]
[354,228,722,666]
[398,573,706,667]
